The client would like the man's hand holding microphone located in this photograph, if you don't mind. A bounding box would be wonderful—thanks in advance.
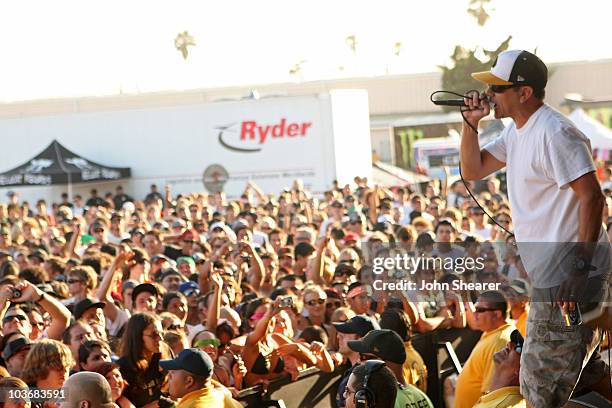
[462,92,491,131]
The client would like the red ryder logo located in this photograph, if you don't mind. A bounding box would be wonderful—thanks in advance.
[217,118,312,153]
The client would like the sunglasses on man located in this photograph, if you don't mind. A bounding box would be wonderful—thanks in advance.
[305,298,326,306]
[489,84,528,93]
[474,306,503,314]
[3,314,27,325]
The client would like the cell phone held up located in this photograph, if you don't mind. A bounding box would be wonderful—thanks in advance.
[279,296,294,309]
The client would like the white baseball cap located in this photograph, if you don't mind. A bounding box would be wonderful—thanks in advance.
[472,49,548,90]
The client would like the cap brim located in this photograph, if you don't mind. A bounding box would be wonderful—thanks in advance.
[347,340,372,354]
[471,71,513,85]
[89,301,107,310]
[509,285,527,295]
[159,359,183,371]
[332,321,356,334]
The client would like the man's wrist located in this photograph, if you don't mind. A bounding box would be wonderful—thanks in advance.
[571,255,596,275]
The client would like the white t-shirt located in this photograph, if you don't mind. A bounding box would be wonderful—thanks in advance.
[484,104,610,288]
[473,224,493,241]
[107,309,130,337]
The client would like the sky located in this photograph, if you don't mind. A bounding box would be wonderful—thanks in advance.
[0,0,610,102]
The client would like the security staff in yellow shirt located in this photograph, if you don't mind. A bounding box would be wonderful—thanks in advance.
[160,348,242,408]
[505,279,530,338]
[455,291,516,408]
[473,330,526,408]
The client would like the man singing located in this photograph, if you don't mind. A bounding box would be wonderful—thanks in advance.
[460,49,611,407]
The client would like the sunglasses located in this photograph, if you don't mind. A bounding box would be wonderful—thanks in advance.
[474,307,502,314]
[67,279,82,284]
[3,315,27,324]
[306,299,326,306]
[489,84,524,93]
[194,338,221,348]
[166,324,183,331]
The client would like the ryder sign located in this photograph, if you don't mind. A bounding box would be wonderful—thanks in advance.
[0,90,373,202]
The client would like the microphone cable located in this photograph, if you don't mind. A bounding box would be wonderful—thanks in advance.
[430,90,514,238]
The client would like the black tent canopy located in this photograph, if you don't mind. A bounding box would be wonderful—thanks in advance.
[0,140,131,187]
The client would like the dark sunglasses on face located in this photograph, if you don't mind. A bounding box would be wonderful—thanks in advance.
[489,84,524,93]
[67,279,82,284]
[474,307,502,314]
[3,315,27,324]
[306,298,326,306]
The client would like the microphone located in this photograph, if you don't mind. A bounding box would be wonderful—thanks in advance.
[432,98,467,107]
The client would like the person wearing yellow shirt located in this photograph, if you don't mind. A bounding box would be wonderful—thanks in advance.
[506,279,530,338]
[473,329,526,408]
[455,291,516,408]
[160,348,242,408]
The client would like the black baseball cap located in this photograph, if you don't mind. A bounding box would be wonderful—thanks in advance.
[160,348,213,378]
[333,315,380,337]
[2,335,32,360]
[74,298,106,320]
[347,329,407,365]
[131,283,159,302]
[472,49,548,91]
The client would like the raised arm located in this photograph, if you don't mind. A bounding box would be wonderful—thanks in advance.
[307,235,329,285]
[245,299,280,347]
[96,251,132,321]
[13,281,71,341]
[460,94,505,180]
[65,221,82,260]
[205,272,223,331]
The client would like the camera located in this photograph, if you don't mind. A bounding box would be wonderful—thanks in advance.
[279,296,294,308]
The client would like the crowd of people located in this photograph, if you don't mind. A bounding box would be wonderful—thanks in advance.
[0,172,609,407]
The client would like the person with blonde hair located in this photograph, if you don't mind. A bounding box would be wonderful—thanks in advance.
[65,265,98,306]
[21,339,72,390]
